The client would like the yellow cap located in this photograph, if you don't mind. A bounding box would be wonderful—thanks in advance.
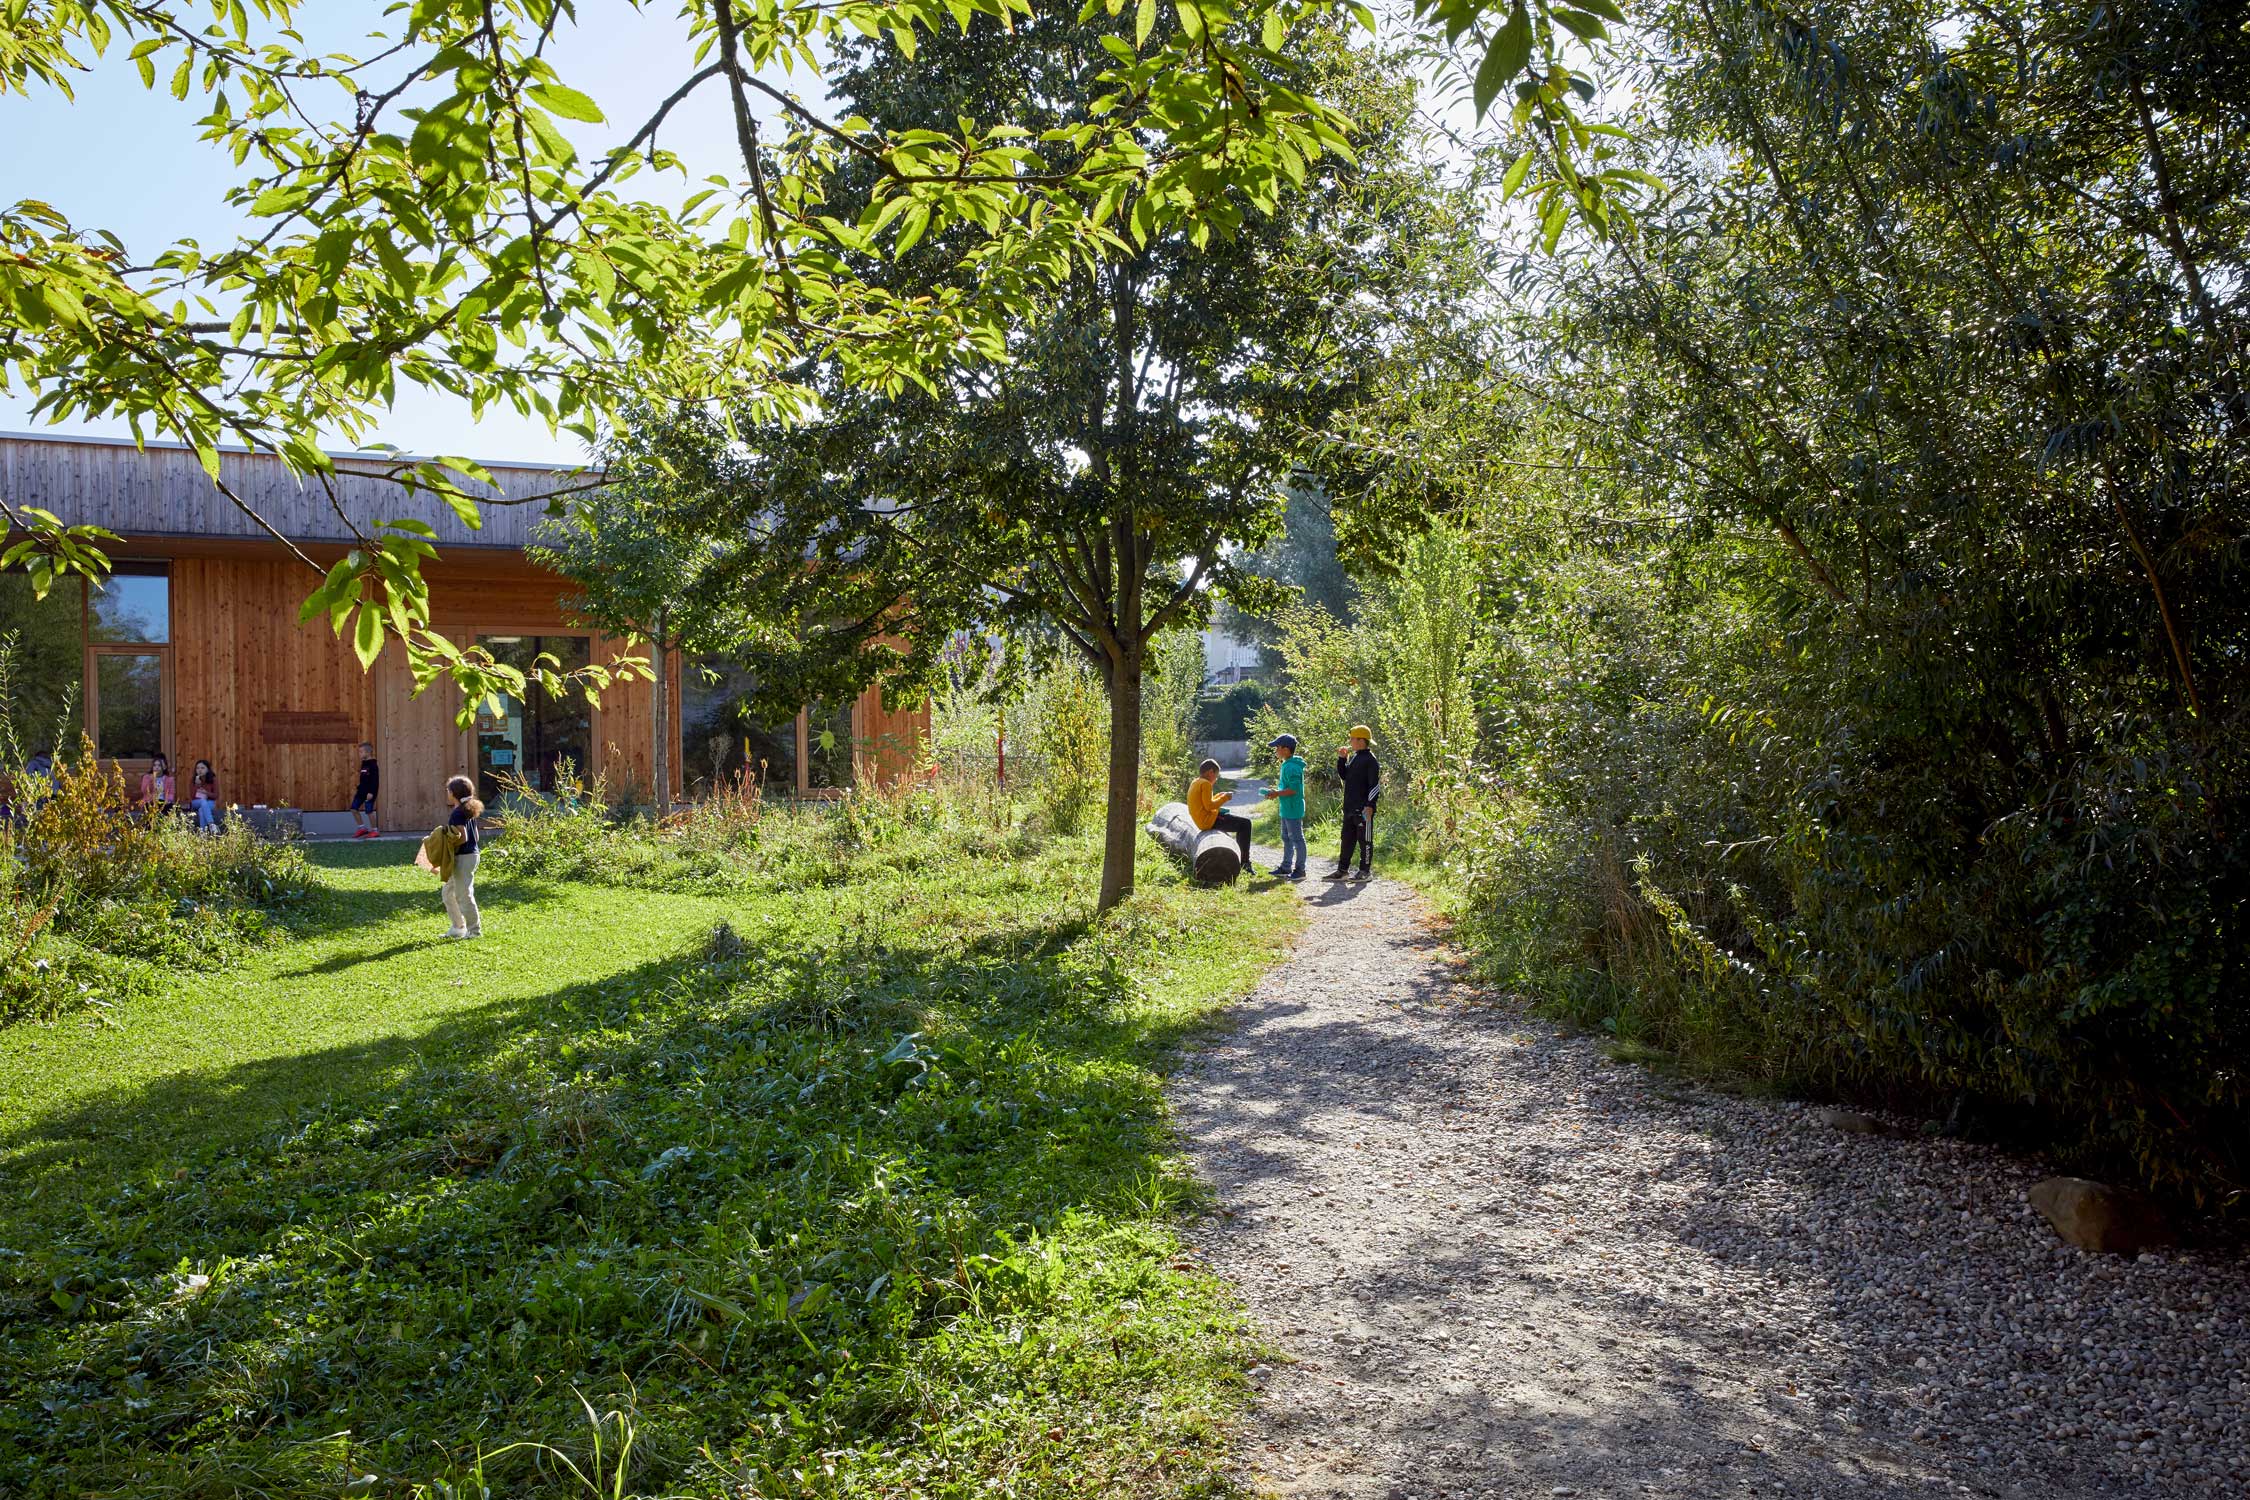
[1349,724,1373,742]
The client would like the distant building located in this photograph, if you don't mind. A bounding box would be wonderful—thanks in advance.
[1201,624,1264,688]
[0,432,925,830]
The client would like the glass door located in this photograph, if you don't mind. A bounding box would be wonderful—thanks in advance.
[473,635,592,803]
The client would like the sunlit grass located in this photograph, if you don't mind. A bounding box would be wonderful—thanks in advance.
[0,812,1302,1498]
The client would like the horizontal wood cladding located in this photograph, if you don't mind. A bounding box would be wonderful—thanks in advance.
[0,432,582,550]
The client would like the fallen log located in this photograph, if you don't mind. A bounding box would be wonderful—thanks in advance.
[1147,800,1242,884]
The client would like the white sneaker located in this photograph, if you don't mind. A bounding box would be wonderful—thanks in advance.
[444,928,468,939]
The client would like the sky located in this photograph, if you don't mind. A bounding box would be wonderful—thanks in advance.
[1,1,783,465]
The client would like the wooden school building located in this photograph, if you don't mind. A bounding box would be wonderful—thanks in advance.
[0,432,927,833]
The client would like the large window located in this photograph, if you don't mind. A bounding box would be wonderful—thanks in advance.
[807,699,855,790]
[0,563,170,766]
[474,635,592,801]
[681,656,798,796]
[86,565,171,763]
[679,656,865,797]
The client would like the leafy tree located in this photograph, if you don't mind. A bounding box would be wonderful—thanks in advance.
[1358,0,2249,1199]
[615,12,1463,907]
[0,0,1613,719]
[528,417,753,807]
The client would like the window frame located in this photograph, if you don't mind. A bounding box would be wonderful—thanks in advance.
[79,562,174,772]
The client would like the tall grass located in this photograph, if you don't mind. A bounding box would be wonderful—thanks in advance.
[489,760,1040,895]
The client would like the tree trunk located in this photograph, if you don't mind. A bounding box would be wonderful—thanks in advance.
[1098,645,1145,912]
[650,620,672,813]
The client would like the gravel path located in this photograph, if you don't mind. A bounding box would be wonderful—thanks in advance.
[1170,863,2248,1499]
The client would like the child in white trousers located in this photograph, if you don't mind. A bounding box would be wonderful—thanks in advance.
[442,775,483,939]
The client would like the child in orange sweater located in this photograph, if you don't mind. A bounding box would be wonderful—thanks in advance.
[1188,759,1253,868]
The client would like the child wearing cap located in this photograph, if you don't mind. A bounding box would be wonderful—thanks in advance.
[1263,734,1307,880]
[1332,725,1380,880]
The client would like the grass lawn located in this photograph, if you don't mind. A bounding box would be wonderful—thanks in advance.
[0,819,1302,1498]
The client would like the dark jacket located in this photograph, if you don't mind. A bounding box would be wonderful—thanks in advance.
[1336,749,1381,812]
[355,758,380,799]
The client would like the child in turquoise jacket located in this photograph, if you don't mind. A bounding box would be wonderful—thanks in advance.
[1263,734,1308,880]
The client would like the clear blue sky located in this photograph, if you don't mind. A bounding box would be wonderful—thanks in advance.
[1,2,783,465]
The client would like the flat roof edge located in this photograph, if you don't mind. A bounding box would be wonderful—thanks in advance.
[0,428,590,475]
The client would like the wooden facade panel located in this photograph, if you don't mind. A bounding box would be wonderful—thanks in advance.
[856,684,929,784]
[590,640,683,802]
[376,650,461,832]
[171,558,380,810]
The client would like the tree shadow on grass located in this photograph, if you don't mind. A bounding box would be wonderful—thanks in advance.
[0,903,1258,1500]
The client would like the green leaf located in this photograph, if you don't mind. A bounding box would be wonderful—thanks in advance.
[1473,3,1534,119]
[1137,0,1159,48]
[1554,8,1609,43]
[526,83,605,124]
[1500,149,1534,200]
[353,602,384,669]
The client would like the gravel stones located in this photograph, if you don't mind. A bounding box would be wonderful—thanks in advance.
[1170,866,2250,1499]
[1811,1106,1889,1136]
[2028,1176,2177,1257]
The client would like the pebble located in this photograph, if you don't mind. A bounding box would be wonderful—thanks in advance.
[1171,862,2250,1499]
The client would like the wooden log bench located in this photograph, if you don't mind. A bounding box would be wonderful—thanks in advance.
[1146,800,1242,885]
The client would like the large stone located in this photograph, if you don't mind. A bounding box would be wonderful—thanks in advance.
[1810,1106,1887,1135]
[2026,1176,2175,1256]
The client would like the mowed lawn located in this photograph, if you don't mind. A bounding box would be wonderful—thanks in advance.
[0,829,1302,1499]
[0,844,745,1189]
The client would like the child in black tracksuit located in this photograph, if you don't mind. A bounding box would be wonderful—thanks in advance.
[1331,727,1380,880]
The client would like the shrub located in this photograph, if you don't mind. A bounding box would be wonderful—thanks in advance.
[1140,628,1205,803]
[0,749,310,1026]
[1018,658,1107,836]
[1195,678,1267,740]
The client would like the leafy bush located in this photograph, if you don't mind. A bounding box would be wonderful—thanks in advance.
[1139,627,1206,801]
[0,752,309,1026]
[1017,657,1108,835]
[1195,678,1267,740]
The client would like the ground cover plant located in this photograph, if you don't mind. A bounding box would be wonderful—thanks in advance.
[0,802,1300,1498]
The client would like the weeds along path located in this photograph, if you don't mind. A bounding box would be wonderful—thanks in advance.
[1170,866,2248,1500]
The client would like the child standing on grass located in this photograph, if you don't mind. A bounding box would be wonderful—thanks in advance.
[1262,734,1307,880]
[441,775,483,940]
[350,741,381,837]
